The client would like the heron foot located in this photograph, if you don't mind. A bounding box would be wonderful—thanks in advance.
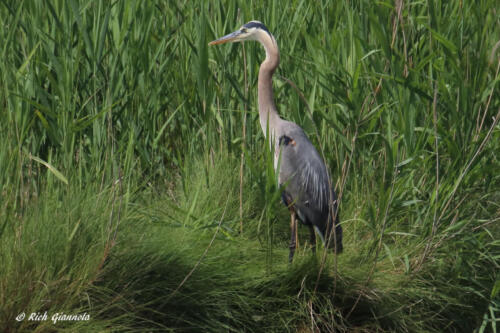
[288,246,295,263]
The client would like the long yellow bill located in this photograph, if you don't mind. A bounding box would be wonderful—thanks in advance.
[208,30,243,45]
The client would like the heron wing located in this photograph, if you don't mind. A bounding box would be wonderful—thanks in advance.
[277,121,342,252]
[277,123,330,215]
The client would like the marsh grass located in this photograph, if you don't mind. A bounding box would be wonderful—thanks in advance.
[1,0,499,331]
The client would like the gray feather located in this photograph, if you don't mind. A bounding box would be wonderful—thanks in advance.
[276,121,342,251]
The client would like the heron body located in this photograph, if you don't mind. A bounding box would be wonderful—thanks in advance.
[210,21,342,262]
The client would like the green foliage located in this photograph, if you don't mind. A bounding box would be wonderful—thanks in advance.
[0,0,499,331]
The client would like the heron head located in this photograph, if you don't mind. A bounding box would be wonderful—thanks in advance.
[209,21,271,45]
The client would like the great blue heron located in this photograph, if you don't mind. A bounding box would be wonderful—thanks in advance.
[209,21,342,262]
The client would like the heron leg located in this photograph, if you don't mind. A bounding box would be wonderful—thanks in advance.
[289,211,298,263]
[308,225,316,254]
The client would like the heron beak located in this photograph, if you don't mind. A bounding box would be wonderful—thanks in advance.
[208,30,243,45]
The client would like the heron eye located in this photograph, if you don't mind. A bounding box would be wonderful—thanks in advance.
[279,135,294,146]
[241,28,247,33]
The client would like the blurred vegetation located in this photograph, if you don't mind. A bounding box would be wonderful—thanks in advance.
[0,0,499,332]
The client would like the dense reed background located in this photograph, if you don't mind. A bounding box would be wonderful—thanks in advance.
[1,1,499,331]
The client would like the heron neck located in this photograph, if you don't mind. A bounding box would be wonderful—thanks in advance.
[258,34,280,138]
